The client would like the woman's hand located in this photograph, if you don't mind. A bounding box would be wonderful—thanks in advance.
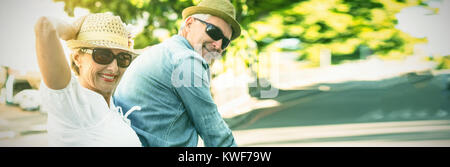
[36,15,87,41]
[57,15,87,41]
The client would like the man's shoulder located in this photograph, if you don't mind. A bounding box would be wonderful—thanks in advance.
[143,38,196,56]
[138,36,205,67]
[162,39,202,63]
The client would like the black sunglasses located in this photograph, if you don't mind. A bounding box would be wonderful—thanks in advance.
[80,48,133,68]
[194,18,231,50]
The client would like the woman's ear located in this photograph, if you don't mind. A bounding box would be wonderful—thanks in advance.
[73,52,81,68]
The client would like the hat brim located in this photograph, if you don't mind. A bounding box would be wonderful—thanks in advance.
[182,6,241,40]
[66,40,139,56]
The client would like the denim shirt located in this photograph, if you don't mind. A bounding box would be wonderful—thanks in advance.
[113,35,237,147]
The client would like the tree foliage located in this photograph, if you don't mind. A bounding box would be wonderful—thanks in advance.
[247,0,428,66]
[55,0,428,70]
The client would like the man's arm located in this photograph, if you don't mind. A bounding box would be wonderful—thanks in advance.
[173,55,237,147]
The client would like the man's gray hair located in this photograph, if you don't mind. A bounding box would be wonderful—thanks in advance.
[178,14,211,35]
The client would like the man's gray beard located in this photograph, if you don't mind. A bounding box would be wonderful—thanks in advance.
[193,43,221,64]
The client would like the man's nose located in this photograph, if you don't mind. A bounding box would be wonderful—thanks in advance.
[211,39,223,52]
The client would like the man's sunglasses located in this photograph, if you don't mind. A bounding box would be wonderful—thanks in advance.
[194,18,231,50]
[80,48,133,68]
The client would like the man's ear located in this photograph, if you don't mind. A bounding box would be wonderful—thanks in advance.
[185,16,195,30]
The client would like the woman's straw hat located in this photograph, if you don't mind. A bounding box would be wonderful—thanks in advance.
[66,13,137,55]
[182,0,241,40]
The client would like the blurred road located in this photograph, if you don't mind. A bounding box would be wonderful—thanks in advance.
[226,71,450,146]
[1,70,449,147]
[0,104,47,146]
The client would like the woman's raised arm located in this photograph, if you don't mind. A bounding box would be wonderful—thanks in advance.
[34,16,84,89]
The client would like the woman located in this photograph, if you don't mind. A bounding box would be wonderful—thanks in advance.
[35,13,142,146]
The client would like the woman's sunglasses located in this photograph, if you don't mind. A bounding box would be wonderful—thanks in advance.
[194,18,231,50]
[80,48,133,68]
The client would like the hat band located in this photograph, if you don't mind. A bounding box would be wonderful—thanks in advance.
[77,32,128,48]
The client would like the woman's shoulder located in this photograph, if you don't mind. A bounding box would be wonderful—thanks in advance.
[41,73,110,128]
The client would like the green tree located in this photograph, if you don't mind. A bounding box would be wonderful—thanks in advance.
[55,0,429,74]
[55,0,304,47]
[247,0,428,67]
[56,0,196,48]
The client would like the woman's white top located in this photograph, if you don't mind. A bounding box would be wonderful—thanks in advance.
[40,75,142,147]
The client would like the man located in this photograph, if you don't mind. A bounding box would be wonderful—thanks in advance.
[113,0,241,147]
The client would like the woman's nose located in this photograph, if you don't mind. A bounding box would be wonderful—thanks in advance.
[106,59,119,72]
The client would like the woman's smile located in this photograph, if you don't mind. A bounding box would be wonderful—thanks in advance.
[99,73,117,82]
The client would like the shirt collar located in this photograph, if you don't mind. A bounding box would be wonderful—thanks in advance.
[171,35,210,69]
[172,35,194,51]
